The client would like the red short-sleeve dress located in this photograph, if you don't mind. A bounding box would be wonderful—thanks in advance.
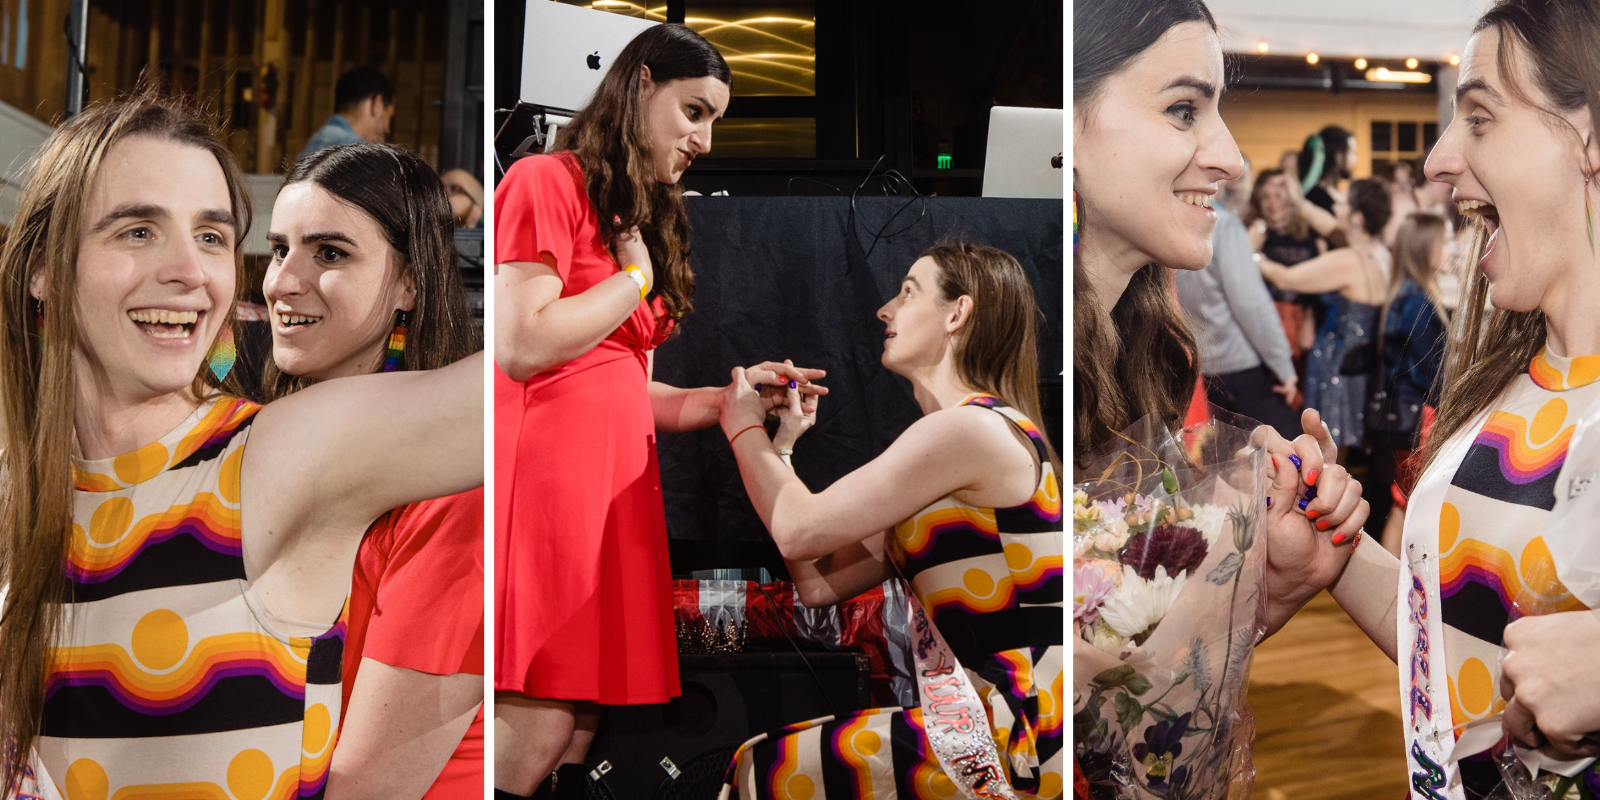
[342,489,485,798]
[494,152,679,704]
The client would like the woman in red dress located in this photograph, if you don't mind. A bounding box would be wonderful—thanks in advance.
[492,24,822,797]
[261,142,484,798]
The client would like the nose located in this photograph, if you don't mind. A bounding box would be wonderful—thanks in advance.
[1424,116,1466,187]
[877,295,898,323]
[263,248,310,302]
[158,236,211,290]
[690,122,712,157]
[1197,119,1245,183]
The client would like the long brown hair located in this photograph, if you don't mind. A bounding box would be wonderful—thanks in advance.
[1385,212,1450,326]
[925,241,1062,477]
[1245,168,1310,241]
[0,93,252,785]
[555,23,731,336]
[259,142,478,401]
[1073,0,1212,466]
[1424,0,1600,470]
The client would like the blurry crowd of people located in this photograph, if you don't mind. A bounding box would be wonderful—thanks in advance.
[1179,124,1463,552]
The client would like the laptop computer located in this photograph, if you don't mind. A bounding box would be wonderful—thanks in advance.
[520,1,659,114]
[982,106,1065,199]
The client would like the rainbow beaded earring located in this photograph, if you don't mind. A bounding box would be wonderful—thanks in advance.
[383,311,409,372]
[207,325,236,381]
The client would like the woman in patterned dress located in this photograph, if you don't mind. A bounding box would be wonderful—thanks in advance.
[716,242,1063,799]
[0,95,481,795]
[1299,1,1600,795]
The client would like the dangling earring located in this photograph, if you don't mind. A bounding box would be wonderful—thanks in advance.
[207,325,236,382]
[32,299,44,357]
[1586,171,1596,252]
[383,310,409,372]
[1072,190,1080,256]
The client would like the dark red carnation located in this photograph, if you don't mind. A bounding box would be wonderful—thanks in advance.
[1118,525,1208,580]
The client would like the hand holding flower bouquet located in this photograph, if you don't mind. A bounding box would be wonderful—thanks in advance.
[1073,412,1270,799]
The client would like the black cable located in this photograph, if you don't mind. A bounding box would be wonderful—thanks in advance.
[847,156,928,260]
[753,581,839,719]
[786,176,842,196]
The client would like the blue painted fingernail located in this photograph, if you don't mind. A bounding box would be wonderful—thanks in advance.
[1298,497,1309,511]
[1304,485,1318,501]
[789,380,798,389]
[1288,454,1303,470]
[754,384,763,392]
[1265,496,1273,508]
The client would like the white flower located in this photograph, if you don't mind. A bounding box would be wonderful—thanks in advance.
[1098,564,1188,641]
[1089,619,1130,650]
[1093,531,1121,552]
[1189,504,1229,548]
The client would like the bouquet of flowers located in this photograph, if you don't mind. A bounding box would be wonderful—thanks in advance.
[1073,412,1270,799]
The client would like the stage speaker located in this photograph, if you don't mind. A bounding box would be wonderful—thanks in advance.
[583,652,872,800]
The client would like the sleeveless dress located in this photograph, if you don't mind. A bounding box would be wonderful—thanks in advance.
[724,396,1064,799]
[1305,247,1388,447]
[39,395,348,797]
[494,152,680,703]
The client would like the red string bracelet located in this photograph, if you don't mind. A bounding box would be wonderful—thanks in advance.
[728,424,765,447]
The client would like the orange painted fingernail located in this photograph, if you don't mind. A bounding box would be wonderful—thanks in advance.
[1272,455,1279,471]
[1331,532,1347,545]
[1317,520,1330,530]
[1306,509,1320,520]
[1306,469,1319,486]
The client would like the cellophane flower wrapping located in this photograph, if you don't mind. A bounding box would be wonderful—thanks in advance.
[1072,411,1269,799]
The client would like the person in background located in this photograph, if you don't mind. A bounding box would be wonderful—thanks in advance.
[298,66,396,163]
[1176,178,1300,438]
[1257,178,1393,452]
[1245,167,1339,400]
[1298,124,1358,234]
[441,168,485,228]
[1365,211,1450,554]
[1220,153,1253,218]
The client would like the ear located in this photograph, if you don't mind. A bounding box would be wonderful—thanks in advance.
[366,95,385,121]
[946,295,974,335]
[28,271,45,303]
[639,64,656,96]
[1582,101,1600,176]
[397,268,418,313]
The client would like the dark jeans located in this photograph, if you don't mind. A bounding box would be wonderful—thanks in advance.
[1205,365,1300,441]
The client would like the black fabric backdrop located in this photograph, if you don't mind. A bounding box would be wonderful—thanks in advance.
[655,196,1063,574]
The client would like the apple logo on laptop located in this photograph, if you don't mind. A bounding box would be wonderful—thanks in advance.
[587,52,602,70]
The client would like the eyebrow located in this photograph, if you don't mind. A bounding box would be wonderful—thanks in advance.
[90,203,238,236]
[1455,77,1503,106]
[1162,76,1217,100]
[903,276,921,289]
[691,95,722,118]
[265,231,359,247]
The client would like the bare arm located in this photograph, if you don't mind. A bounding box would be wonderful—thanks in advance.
[719,369,1030,562]
[1327,538,1401,661]
[1257,248,1359,295]
[495,257,643,382]
[326,660,482,800]
[784,535,896,608]
[649,353,831,435]
[246,352,484,547]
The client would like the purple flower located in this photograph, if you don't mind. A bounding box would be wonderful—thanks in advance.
[1119,525,1209,581]
[1074,565,1116,625]
[1132,713,1191,789]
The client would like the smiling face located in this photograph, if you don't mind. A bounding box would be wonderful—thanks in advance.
[264,182,415,381]
[71,135,238,400]
[1257,174,1292,228]
[877,256,964,377]
[640,71,729,184]
[1074,21,1242,273]
[1424,27,1597,313]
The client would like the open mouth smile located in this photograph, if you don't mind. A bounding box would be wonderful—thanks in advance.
[128,308,201,340]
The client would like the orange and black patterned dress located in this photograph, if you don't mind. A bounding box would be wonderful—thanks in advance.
[39,395,347,797]
[725,395,1064,799]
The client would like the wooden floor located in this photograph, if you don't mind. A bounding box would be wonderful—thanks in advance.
[1246,591,1408,799]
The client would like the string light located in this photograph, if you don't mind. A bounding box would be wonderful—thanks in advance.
[1257,41,1269,54]
[1354,58,1368,70]
[1306,53,1319,65]
[1448,54,1461,66]
[1406,57,1419,69]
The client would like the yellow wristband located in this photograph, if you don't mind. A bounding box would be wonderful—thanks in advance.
[623,265,648,300]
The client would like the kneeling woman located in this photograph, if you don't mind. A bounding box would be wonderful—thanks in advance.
[0,96,481,793]
[717,242,1062,798]
[261,143,484,798]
